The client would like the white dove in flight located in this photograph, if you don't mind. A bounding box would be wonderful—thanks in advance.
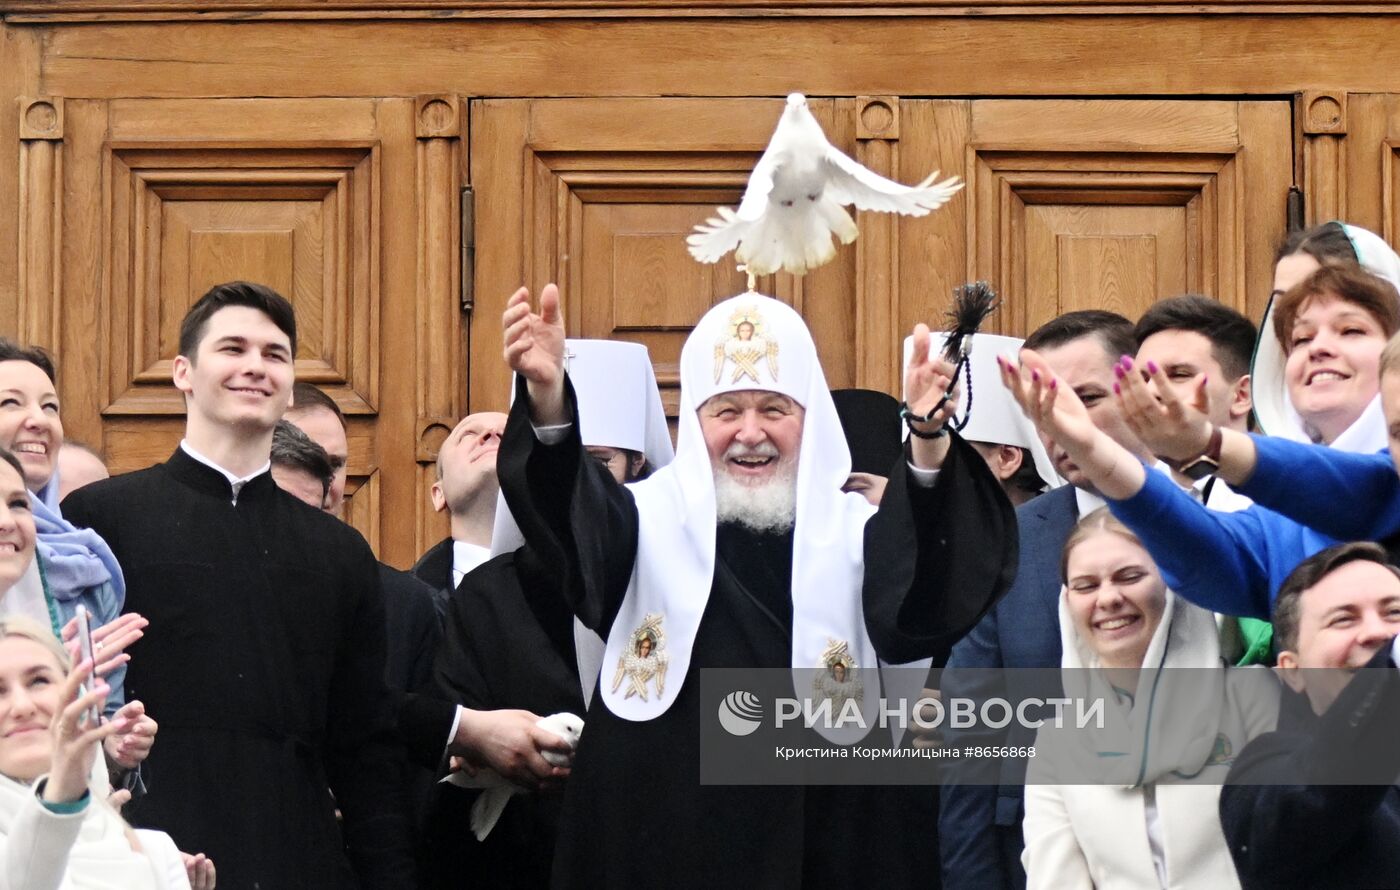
[687,92,964,276]
[440,712,584,841]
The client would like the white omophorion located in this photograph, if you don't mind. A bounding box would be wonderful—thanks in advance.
[441,712,585,841]
[687,93,963,276]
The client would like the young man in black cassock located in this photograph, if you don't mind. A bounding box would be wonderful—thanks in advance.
[499,283,1017,889]
[62,282,415,889]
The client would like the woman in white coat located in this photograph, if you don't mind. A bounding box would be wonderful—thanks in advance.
[0,446,212,889]
[1021,509,1278,890]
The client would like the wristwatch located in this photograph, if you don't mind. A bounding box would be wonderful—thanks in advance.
[1174,425,1223,481]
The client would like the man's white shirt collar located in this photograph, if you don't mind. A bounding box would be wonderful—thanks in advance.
[180,440,271,505]
[1074,486,1106,518]
[451,541,491,589]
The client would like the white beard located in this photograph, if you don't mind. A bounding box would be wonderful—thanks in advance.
[712,443,797,534]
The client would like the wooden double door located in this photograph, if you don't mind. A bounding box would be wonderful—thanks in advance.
[42,95,1292,566]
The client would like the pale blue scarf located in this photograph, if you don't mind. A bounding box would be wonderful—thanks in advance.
[30,469,125,602]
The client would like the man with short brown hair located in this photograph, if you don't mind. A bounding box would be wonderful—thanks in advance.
[1221,541,1400,889]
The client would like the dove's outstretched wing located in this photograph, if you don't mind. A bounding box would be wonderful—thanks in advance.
[822,145,963,216]
[686,148,783,264]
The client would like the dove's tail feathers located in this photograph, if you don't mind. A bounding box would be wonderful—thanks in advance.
[688,206,749,264]
[470,786,512,842]
[733,209,825,277]
[732,215,782,276]
[818,198,859,246]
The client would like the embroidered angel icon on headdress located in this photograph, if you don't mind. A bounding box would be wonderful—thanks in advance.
[612,612,670,702]
[811,637,863,710]
[714,305,780,385]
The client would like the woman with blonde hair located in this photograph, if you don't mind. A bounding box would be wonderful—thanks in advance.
[1021,509,1277,889]
[0,446,211,888]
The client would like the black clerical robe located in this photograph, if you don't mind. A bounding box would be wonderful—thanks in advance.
[62,448,415,890]
[498,378,1017,890]
[378,562,458,861]
[411,537,454,618]
[429,549,587,889]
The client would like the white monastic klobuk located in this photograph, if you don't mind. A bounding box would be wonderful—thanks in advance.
[914,331,1062,490]
[1251,223,1400,452]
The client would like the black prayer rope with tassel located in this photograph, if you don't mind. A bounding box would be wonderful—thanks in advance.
[939,281,1000,432]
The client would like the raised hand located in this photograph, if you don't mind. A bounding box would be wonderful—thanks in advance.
[60,612,148,680]
[42,658,129,805]
[502,284,567,424]
[1114,356,1214,463]
[903,323,961,469]
[999,349,1149,500]
[904,324,961,430]
[998,349,1097,457]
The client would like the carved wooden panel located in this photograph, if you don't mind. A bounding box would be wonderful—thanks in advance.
[103,144,379,415]
[1341,95,1400,249]
[968,99,1291,333]
[17,96,64,352]
[54,97,438,568]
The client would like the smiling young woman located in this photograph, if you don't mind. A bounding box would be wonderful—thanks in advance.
[0,341,129,723]
[1272,265,1399,447]
[1021,509,1278,890]
[1253,222,1400,452]
[0,614,210,890]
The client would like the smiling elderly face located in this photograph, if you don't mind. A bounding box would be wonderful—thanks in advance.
[698,391,803,486]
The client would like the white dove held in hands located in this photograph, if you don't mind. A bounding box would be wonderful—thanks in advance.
[441,712,585,841]
[687,92,963,276]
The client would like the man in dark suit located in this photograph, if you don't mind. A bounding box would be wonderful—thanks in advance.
[270,418,451,797]
[939,310,1150,890]
[1221,541,1400,889]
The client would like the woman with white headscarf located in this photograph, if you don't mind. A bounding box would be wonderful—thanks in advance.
[1022,509,1277,890]
[1252,221,1400,451]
